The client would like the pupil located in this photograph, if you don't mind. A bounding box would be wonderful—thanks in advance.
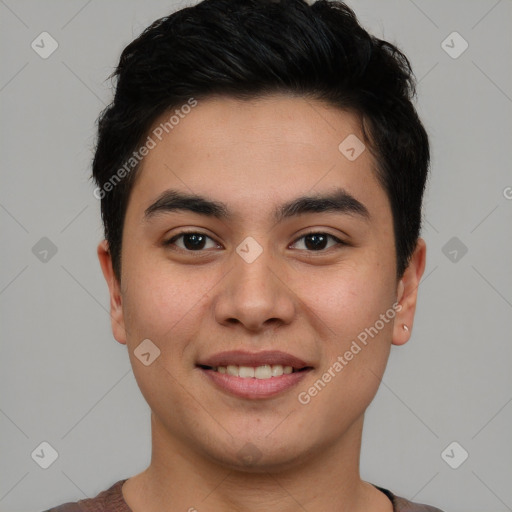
[184,233,205,250]
[305,234,327,250]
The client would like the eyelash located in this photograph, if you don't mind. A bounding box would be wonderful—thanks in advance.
[163,230,347,253]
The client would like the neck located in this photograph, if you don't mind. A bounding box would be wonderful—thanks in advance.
[122,413,392,512]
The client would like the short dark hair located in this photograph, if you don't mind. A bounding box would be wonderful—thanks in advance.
[92,0,429,281]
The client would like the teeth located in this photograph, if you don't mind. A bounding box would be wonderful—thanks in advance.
[239,366,255,378]
[213,364,298,379]
[254,365,272,379]
[271,365,283,377]
[226,365,238,376]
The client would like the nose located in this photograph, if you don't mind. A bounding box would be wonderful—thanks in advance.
[212,240,296,333]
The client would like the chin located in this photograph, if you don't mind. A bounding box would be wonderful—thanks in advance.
[199,434,317,474]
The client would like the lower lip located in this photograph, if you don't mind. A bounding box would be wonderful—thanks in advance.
[199,368,311,399]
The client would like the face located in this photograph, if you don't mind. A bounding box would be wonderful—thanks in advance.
[99,94,425,471]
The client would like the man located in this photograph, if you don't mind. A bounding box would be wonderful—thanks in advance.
[45,0,443,510]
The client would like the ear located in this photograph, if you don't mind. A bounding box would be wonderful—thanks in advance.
[97,240,127,345]
[392,237,427,346]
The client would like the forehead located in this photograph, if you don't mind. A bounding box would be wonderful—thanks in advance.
[128,94,389,224]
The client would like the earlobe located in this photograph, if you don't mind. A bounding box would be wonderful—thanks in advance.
[392,237,427,346]
[97,240,127,345]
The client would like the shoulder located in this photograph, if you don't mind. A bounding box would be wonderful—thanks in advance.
[40,479,130,512]
[376,485,445,512]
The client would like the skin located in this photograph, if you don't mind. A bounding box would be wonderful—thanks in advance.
[98,94,426,512]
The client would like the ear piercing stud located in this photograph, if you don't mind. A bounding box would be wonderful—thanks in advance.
[402,324,409,332]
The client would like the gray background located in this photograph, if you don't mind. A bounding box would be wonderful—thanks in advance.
[1,1,511,511]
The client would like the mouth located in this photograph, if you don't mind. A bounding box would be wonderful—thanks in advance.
[197,351,313,399]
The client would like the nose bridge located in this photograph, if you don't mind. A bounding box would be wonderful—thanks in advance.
[214,237,295,330]
[232,239,280,308]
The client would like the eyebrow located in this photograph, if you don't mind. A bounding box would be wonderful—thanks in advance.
[144,187,370,223]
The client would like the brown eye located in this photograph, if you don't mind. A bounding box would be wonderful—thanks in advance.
[291,232,345,251]
[165,232,219,251]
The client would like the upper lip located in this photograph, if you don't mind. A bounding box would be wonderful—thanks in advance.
[197,350,311,370]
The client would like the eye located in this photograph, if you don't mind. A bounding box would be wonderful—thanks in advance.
[290,232,345,251]
[164,231,220,251]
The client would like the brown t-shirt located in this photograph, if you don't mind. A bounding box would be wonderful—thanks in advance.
[42,479,444,512]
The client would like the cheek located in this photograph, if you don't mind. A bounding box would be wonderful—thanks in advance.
[298,278,395,433]
[121,255,200,346]
[120,264,199,406]
[300,259,396,404]
[301,261,395,342]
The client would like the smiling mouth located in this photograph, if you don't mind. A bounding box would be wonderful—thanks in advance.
[198,364,310,379]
